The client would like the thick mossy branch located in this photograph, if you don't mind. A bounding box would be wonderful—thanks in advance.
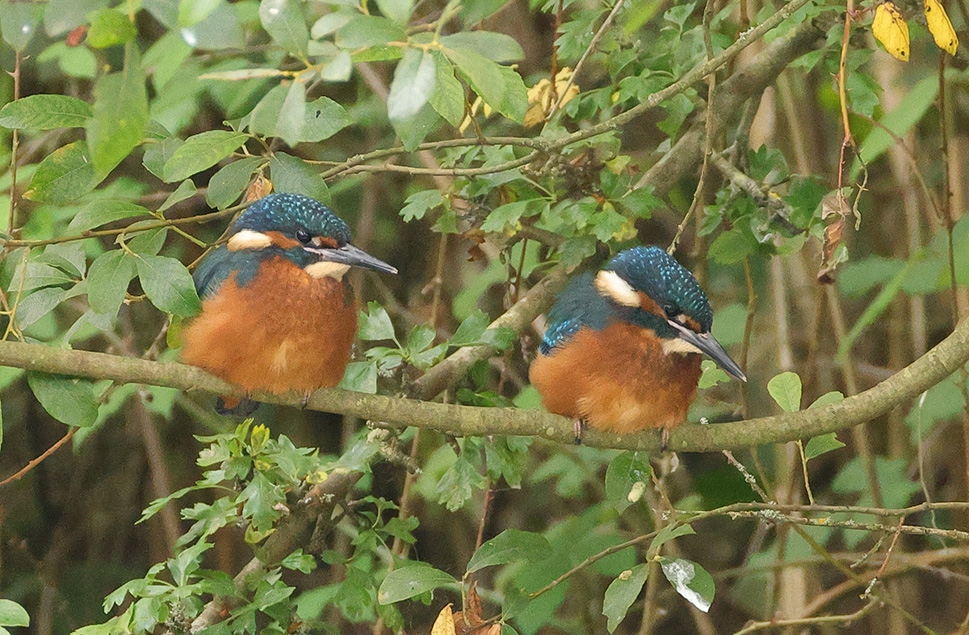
[4,315,968,452]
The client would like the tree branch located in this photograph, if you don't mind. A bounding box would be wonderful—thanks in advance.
[5,314,969,452]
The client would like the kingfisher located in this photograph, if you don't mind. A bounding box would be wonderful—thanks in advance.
[180,193,397,413]
[529,246,746,441]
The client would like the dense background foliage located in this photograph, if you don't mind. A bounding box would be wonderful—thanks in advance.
[1,0,969,633]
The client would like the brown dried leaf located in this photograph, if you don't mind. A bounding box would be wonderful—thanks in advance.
[245,174,273,203]
[817,193,847,284]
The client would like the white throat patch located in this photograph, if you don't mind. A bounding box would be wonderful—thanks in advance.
[594,270,640,307]
[662,337,702,356]
[228,230,273,251]
[304,261,351,280]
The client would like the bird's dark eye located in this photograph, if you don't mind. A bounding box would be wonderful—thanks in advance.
[296,229,312,245]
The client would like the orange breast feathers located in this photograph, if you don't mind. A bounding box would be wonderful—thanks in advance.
[181,256,358,396]
[529,322,703,432]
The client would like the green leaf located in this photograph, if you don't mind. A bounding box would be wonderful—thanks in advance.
[658,557,715,613]
[375,0,414,25]
[377,564,456,604]
[180,2,245,50]
[481,200,534,233]
[649,524,695,556]
[27,371,100,427]
[206,157,264,209]
[24,141,99,204]
[466,529,552,573]
[87,51,149,174]
[338,361,378,393]
[0,2,42,51]
[804,433,846,460]
[336,15,406,50]
[259,0,309,57]
[88,250,137,316]
[854,75,938,179]
[604,451,652,512]
[163,130,249,183]
[179,0,222,27]
[697,359,730,389]
[0,95,93,129]
[436,454,486,511]
[14,288,66,331]
[390,98,440,151]
[301,97,351,142]
[603,565,649,633]
[135,255,202,316]
[269,152,329,202]
[808,391,845,409]
[400,189,444,222]
[68,200,151,232]
[450,310,490,346]
[767,371,801,413]
[159,179,198,211]
[388,48,436,122]
[358,303,396,341]
[0,600,29,628]
[444,46,504,113]
[428,52,465,127]
[143,135,183,180]
[440,32,524,62]
[275,81,307,146]
[86,8,137,48]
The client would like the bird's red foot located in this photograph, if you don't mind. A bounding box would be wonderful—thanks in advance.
[573,419,587,445]
[216,396,258,417]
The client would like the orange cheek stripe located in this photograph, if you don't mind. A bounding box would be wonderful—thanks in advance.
[266,231,300,249]
[637,291,664,318]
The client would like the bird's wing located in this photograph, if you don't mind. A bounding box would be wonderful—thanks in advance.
[539,272,611,354]
[193,247,236,299]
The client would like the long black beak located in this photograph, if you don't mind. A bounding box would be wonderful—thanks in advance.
[667,319,747,382]
[305,243,397,274]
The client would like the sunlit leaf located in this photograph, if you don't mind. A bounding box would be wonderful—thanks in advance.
[767,371,802,413]
[658,557,715,613]
[924,0,958,55]
[872,3,910,61]
[388,48,436,122]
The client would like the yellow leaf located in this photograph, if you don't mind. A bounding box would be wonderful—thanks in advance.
[522,67,580,128]
[925,0,959,55]
[872,2,910,61]
[431,603,457,635]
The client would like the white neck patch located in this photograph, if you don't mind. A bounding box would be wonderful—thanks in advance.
[228,229,273,251]
[595,270,640,307]
[304,261,351,280]
[662,337,702,356]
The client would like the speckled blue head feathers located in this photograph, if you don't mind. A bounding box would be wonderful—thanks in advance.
[603,246,713,332]
[231,193,352,245]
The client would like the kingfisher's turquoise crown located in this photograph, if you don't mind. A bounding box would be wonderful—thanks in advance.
[231,193,352,246]
[540,246,713,354]
[605,246,713,331]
